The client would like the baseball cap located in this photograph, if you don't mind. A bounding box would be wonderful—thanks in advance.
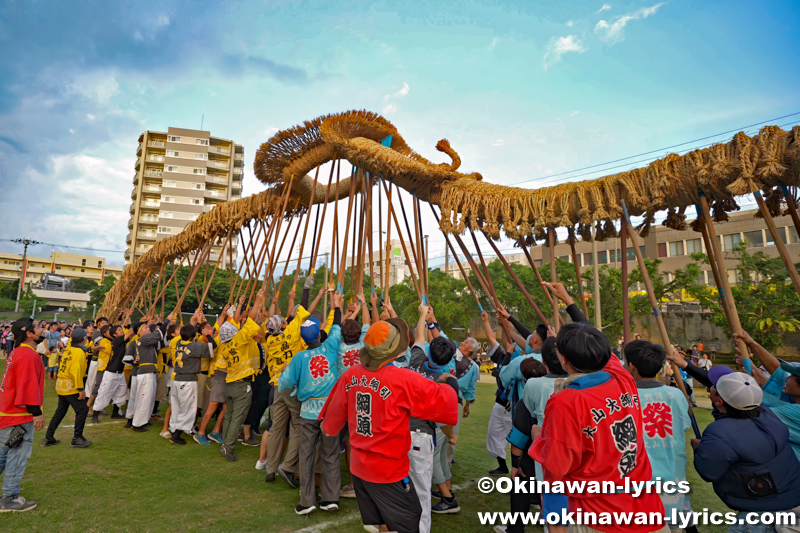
[11,316,35,340]
[300,317,321,344]
[716,372,763,411]
[779,361,800,378]
[82,320,95,328]
[360,318,410,371]
[71,327,87,342]
[707,365,734,386]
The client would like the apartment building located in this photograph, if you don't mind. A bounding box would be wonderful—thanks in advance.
[126,127,243,268]
[437,208,800,297]
[0,250,124,286]
[342,238,420,289]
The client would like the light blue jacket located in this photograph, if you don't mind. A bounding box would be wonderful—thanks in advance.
[456,358,479,402]
[500,350,542,406]
[278,324,342,420]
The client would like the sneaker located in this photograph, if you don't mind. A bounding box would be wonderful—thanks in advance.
[124,419,133,429]
[339,484,356,499]
[159,430,171,439]
[265,472,276,482]
[488,467,509,476]
[278,467,298,489]
[255,459,267,471]
[432,497,460,514]
[252,428,263,437]
[70,437,93,448]
[91,413,100,424]
[220,445,237,462]
[0,496,37,513]
[170,435,187,446]
[430,489,455,499]
[132,425,149,433]
[150,415,164,421]
[295,504,315,516]
[193,433,211,445]
[319,501,339,511]
[237,432,244,442]
[242,435,260,447]
[208,432,223,444]
[493,526,508,533]
[111,410,126,420]
[40,437,60,448]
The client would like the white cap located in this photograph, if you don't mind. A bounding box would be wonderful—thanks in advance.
[716,372,763,411]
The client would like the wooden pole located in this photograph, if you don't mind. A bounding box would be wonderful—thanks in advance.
[173,234,218,316]
[309,158,338,274]
[780,181,800,237]
[517,240,559,315]
[349,184,360,299]
[336,167,359,291]
[383,179,393,293]
[257,177,296,297]
[377,180,384,296]
[548,227,561,330]
[366,178,376,297]
[697,194,749,356]
[271,199,305,301]
[568,228,591,319]
[621,219,630,346]
[198,229,234,307]
[430,206,484,312]
[292,164,320,290]
[330,160,342,289]
[415,196,429,300]
[754,190,800,297]
[482,232,550,327]
[697,215,735,333]
[622,201,700,438]
[260,195,303,303]
[380,179,422,301]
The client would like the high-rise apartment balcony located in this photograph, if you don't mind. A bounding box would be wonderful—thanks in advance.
[206,175,228,185]
[145,168,163,177]
[209,145,230,155]
[147,154,165,163]
[207,160,229,170]
[147,140,165,148]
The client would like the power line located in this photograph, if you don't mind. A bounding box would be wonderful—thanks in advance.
[0,239,124,255]
[504,113,800,188]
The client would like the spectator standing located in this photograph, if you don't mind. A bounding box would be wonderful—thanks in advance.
[0,317,46,512]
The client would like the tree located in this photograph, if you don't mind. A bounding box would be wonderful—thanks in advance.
[72,278,99,292]
[89,275,117,310]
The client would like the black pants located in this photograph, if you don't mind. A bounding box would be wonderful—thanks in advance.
[244,371,271,429]
[352,474,422,533]
[508,454,538,533]
[46,393,88,440]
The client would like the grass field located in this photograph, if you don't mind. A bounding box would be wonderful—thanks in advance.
[1,370,731,532]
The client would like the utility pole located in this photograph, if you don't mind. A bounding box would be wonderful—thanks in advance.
[424,235,429,279]
[12,238,41,313]
[592,226,601,329]
[444,237,449,275]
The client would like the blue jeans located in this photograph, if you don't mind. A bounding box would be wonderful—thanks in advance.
[0,422,34,499]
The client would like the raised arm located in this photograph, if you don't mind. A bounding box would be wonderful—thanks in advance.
[481,311,497,347]
[543,282,589,324]
[233,295,245,325]
[427,305,441,339]
[357,293,370,326]
[735,330,779,374]
[370,292,380,324]
[286,287,296,317]
[248,290,264,322]
[415,304,428,345]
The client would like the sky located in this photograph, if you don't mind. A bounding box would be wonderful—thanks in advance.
[0,0,798,268]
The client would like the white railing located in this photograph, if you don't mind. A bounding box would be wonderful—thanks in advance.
[148,140,165,148]
[205,189,226,198]
[210,145,230,155]
[147,154,165,162]
[206,176,228,185]
[208,160,229,169]
[137,231,157,239]
[143,185,162,193]
[145,169,163,177]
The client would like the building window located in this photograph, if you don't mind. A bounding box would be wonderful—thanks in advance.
[193,199,201,205]
[98,261,102,267]
[727,269,737,284]
[193,168,206,175]
[163,180,176,187]
[158,227,172,234]
[195,183,204,190]
[625,247,645,260]
[81,268,85,272]
[161,196,174,203]
[81,259,86,266]
[669,241,684,257]
[723,233,742,251]
[168,151,180,157]
[196,139,208,146]
[790,226,799,244]
[743,230,764,248]
[168,136,180,142]
[583,253,593,266]
[658,243,667,258]
[55,266,61,270]
[597,251,607,264]
[194,153,207,160]
[166,165,177,172]
[686,238,702,254]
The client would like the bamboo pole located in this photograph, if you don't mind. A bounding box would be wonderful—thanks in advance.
[415,195,429,300]
[697,193,749,356]
[173,234,218,316]
[293,164,320,290]
[482,232,550,327]
[354,177,368,295]
[697,215,735,333]
[622,201,700,438]
[255,176,296,299]
[366,178,376,297]
[754,190,800,297]
[349,185,360,299]
[330,160,342,290]
[568,228,591,319]
[309,158,338,275]
[383,178,393,293]
[377,179,384,296]
[147,259,182,317]
[198,229,234,307]
[269,197,304,302]
[336,167,359,291]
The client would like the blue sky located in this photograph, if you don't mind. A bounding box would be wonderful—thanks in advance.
[0,0,798,266]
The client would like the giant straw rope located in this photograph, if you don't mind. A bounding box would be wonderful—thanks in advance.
[99,110,800,316]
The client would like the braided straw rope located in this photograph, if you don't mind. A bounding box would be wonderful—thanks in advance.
[100,110,800,315]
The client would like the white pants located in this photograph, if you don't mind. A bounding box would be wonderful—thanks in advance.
[133,373,156,427]
[169,381,198,433]
[408,430,434,533]
[125,374,139,419]
[487,402,512,459]
[85,360,98,398]
[93,372,128,412]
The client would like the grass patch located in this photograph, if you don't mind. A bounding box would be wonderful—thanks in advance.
[1,370,731,532]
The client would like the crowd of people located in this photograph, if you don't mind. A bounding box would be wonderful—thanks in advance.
[1,280,800,533]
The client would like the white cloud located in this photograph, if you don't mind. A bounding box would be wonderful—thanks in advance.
[262,125,279,137]
[595,3,664,44]
[543,35,587,69]
[155,15,170,28]
[596,4,612,14]
[86,113,96,121]
[570,110,580,116]
[566,20,574,27]
[383,103,397,115]
[69,128,75,134]
[383,82,409,103]
[489,37,498,49]
[493,139,505,146]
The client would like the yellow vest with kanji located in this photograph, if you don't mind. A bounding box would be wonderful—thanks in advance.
[224,318,261,383]
[55,345,88,396]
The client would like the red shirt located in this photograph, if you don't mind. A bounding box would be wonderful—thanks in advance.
[0,345,45,429]
[320,364,458,483]
[529,355,664,532]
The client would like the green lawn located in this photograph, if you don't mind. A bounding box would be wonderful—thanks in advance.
[1,371,731,532]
